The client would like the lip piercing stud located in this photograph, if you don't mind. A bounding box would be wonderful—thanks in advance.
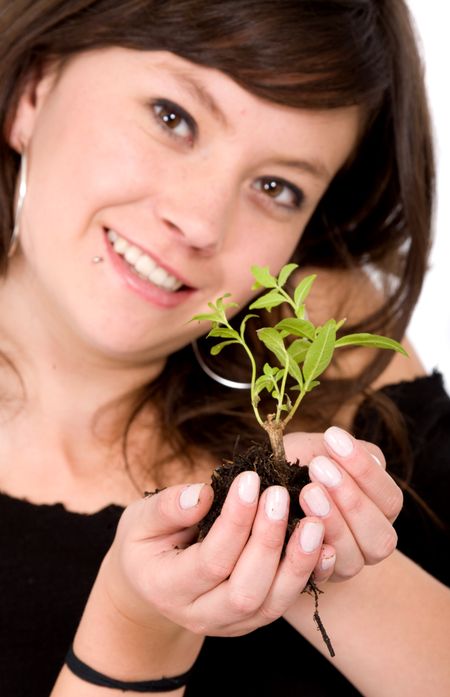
[92,256,104,264]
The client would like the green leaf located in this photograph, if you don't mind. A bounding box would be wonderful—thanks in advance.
[250,265,278,289]
[249,290,286,311]
[210,340,239,356]
[254,374,273,396]
[293,274,316,314]
[263,362,277,377]
[277,263,299,287]
[239,313,258,338]
[287,338,310,364]
[216,294,239,314]
[257,328,288,366]
[207,327,240,340]
[303,319,337,385]
[306,379,320,392]
[286,356,304,388]
[275,318,315,341]
[191,311,223,324]
[334,333,408,356]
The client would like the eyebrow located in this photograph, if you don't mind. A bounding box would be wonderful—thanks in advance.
[175,71,230,128]
[270,158,330,182]
[172,71,330,182]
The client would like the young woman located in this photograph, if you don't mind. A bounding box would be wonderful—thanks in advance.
[0,1,448,695]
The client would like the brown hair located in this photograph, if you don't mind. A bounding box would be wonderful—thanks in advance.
[0,1,434,484]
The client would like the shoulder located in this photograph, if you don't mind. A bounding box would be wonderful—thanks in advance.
[370,336,427,390]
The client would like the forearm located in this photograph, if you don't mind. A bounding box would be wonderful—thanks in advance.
[50,555,204,696]
[284,550,450,696]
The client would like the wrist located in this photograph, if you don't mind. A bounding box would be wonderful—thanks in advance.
[73,554,203,681]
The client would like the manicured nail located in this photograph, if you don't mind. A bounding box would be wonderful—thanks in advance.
[324,426,354,457]
[303,486,331,517]
[309,456,342,488]
[180,483,204,510]
[321,553,336,571]
[238,471,260,504]
[299,521,324,552]
[371,453,383,467]
[265,486,289,521]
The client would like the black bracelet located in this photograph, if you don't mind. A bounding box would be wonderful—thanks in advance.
[65,645,192,692]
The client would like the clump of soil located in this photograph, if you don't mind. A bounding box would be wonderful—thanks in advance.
[197,441,335,658]
[197,442,310,545]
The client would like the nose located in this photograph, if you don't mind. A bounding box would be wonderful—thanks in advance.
[154,167,234,255]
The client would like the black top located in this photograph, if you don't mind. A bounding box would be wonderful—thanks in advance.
[1,372,449,697]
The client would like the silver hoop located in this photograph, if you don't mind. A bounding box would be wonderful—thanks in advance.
[191,340,251,390]
[8,151,28,258]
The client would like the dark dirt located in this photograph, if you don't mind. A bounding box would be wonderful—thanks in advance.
[197,441,310,545]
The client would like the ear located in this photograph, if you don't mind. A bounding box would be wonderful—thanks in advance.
[7,62,59,153]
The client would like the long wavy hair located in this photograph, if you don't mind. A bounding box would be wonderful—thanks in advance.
[0,1,434,486]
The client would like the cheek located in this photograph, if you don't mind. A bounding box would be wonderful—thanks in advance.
[236,226,303,276]
[25,97,154,235]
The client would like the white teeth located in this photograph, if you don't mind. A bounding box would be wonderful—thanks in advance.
[106,229,183,292]
[124,245,141,265]
[113,237,128,255]
[135,254,156,276]
[148,267,169,286]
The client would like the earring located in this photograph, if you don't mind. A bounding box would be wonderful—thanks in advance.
[8,151,28,258]
[191,339,251,390]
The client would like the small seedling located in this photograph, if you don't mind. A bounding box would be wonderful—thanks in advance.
[193,263,406,463]
[192,263,406,657]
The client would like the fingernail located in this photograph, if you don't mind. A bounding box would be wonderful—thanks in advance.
[309,456,342,488]
[321,553,336,571]
[302,486,331,517]
[180,483,204,510]
[324,426,354,457]
[371,453,383,467]
[299,521,324,552]
[238,471,260,504]
[265,486,289,521]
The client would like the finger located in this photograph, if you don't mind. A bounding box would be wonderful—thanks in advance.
[299,481,364,578]
[308,455,398,568]
[283,431,327,465]
[323,427,403,523]
[257,517,324,621]
[221,486,290,617]
[184,471,261,597]
[358,440,387,470]
[312,544,337,584]
[119,482,214,542]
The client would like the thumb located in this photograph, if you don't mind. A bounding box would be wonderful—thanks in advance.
[119,482,214,542]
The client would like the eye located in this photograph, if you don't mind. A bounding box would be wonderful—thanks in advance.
[152,99,197,142]
[253,177,304,210]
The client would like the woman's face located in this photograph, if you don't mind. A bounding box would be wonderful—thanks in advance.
[9,48,360,363]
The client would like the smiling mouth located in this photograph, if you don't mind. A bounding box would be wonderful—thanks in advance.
[106,229,187,293]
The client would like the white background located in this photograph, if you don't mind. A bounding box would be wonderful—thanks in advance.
[406,1,450,391]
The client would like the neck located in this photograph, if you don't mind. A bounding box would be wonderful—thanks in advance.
[0,263,167,508]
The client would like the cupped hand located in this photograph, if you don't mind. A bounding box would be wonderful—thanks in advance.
[284,426,403,583]
[101,473,326,639]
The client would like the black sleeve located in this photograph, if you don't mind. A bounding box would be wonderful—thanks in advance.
[352,371,450,586]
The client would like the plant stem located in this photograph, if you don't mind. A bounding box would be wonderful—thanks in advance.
[283,388,307,428]
[263,417,286,464]
[241,342,265,428]
[275,364,289,423]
